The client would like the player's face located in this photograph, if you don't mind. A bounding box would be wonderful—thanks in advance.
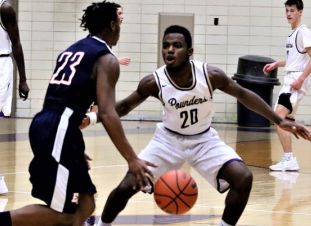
[285,5,302,27]
[117,7,124,24]
[110,12,122,46]
[162,33,193,68]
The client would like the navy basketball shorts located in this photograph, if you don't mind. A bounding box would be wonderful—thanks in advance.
[28,107,96,214]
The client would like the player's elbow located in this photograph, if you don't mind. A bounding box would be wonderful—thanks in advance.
[116,102,131,117]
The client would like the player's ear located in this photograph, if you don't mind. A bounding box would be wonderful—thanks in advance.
[110,21,116,31]
[188,48,193,57]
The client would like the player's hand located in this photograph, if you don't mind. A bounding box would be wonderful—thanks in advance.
[128,158,157,190]
[19,81,29,100]
[118,57,131,66]
[263,62,277,75]
[278,119,311,141]
[290,78,304,90]
[79,116,91,129]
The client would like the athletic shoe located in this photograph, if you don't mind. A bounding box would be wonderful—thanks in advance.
[269,156,299,171]
[0,112,10,118]
[0,176,8,195]
[84,215,96,226]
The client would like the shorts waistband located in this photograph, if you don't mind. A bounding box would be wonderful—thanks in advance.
[164,126,210,136]
[0,54,10,57]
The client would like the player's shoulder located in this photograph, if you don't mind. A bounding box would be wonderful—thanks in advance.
[141,73,156,85]
[0,0,15,18]
[299,24,311,33]
[206,64,225,76]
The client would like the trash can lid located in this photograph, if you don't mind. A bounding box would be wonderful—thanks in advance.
[232,73,280,86]
[236,55,277,78]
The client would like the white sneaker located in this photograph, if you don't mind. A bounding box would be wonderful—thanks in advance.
[0,176,8,195]
[269,157,300,171]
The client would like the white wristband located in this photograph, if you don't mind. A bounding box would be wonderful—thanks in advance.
[86,112,97,126]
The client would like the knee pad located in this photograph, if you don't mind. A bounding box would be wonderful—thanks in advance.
[278,93,293,113]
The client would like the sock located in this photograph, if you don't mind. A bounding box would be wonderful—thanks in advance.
[219,219,233,226]
[284,152,293,160]
[96,218,111,226]
[0,198,8,211]
[0,211,12,226]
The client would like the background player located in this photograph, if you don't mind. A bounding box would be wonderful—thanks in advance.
[263,0,311,171]
[0,0,29,118]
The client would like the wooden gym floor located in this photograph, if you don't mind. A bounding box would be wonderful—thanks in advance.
[1,118,311,226]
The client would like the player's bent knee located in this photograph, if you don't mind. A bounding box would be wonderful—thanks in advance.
[236,170,253,192]
[117,180,138,196]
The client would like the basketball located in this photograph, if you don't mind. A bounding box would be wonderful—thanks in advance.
[153,170,198,214]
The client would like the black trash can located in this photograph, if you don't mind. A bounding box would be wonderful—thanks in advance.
[232,55,280,127]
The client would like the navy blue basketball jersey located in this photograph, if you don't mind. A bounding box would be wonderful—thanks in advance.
[44,36,113,121]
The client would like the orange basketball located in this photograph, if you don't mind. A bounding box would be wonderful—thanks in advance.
[153,170,198,214]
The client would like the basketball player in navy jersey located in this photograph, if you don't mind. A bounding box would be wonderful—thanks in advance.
[0,1,155,226]
[91,25,311,226]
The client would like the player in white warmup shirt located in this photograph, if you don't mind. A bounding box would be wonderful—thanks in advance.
[83,25,311,226]
[0,0,29,118]
[0,0,30,197]
[263,0,311,171]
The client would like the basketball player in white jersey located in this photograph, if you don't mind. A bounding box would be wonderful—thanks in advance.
[263,0,311,171]
[0,0,30,196]
[88,25,310,226]
[0,0,29,118]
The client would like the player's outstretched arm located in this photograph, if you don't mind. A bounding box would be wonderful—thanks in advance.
[208,64,311,141]
[116,74,158,117]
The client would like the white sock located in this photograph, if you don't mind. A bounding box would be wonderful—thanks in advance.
[219,219,233,226]
[0,198,8,211]
[284,152,293,160]
[96,218,111,226]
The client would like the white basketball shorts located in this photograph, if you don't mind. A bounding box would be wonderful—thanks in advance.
[0,57,13,116]
[138,123,242,193]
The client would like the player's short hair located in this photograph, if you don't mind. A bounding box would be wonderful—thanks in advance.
[80,1,121,35]
[285,0,304,10]
[164,25,192,48]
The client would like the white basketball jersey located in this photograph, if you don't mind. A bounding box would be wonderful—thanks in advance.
[0,0,12,55]
[285,24,311,72]
[154,60,214,135]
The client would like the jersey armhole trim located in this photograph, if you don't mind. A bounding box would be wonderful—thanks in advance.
[203,63,213,99]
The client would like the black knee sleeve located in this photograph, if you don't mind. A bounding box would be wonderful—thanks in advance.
[278,93,293,113]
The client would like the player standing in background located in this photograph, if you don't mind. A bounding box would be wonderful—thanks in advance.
[92,25,311,226]
[0,0,30,197]
[0,0,29,118]
[116,5,131,66]
[0,1,155,226]
[263,0,311,171]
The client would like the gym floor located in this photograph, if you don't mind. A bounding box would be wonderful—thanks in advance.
[1,119,311,226]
